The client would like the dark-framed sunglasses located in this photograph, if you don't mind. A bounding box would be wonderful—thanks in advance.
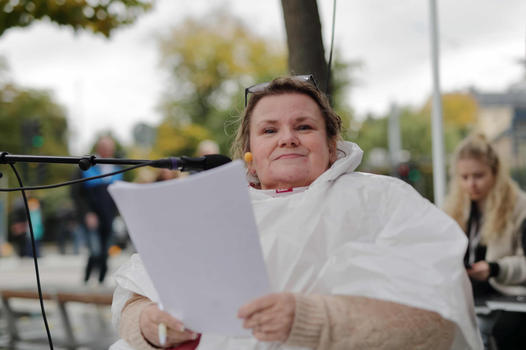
[244,74,319,107]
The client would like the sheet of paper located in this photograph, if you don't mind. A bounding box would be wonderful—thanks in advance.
[108,160,270,336]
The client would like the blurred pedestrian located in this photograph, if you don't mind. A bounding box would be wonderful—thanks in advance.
[71,136,122,284]
[196,139,219,156]
[55,205,84,255]
[9,194,44,258]
[25,196,44,257]
[9,197,27,257]
[444,133,526,349]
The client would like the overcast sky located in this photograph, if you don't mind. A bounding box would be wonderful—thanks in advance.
[1,0,525,154]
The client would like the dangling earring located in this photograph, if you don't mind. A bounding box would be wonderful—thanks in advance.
[244,151,256,176]
[244,152,253,164]
[244,152,259,187]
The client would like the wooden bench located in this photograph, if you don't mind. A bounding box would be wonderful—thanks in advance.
[0,286,114,349]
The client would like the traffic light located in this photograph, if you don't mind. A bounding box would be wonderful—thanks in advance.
[408,167,422,183]
[32,134,44,148]
[21,119,44,148]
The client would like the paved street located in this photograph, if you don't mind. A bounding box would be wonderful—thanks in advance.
[0,245,132,350]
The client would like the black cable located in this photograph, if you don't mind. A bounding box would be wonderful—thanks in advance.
[326,0,337,94]
[9,163,54,349]
[0,161,153,192]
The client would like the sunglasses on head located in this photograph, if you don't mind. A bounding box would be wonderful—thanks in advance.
[244,74,319,107]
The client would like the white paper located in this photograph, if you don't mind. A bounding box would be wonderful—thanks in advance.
[108,160,270,336]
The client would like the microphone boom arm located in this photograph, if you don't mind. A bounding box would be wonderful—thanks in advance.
[0,152,231,171]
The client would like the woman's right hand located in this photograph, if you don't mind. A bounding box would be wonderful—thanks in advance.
[467,260,490,281]
[139,303,198,348]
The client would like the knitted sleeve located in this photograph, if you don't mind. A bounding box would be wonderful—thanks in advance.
[495,218,526,284]
[118,294,201,350]
[285,294,455,350]
[119,294,160,350]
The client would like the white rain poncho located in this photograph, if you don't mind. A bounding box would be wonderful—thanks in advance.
[110,141,482,350]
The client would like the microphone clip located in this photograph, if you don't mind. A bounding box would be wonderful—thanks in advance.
[0,152,9,178]
[78,155,97,171]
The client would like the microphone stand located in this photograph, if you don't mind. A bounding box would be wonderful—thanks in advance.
[0,153,154,350]
[0,152,153,172]
[0,151,231,350]
[0,152,231,175]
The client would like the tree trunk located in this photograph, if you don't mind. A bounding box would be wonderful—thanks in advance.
[280,0,329,95]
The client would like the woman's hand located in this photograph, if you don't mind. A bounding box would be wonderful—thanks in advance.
[467,261,490,281]
[238,293,295,342]
[139,303,198,348]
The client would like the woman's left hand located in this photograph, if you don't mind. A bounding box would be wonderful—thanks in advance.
[467,261,490,281]
[238,292,296,342]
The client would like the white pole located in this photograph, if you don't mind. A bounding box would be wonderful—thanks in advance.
[388,103,401,174]
[428,0,446,207]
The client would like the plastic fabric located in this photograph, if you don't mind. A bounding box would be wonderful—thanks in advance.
[110,141,482,350]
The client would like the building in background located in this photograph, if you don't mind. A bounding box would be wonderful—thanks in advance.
[471,76,526,187]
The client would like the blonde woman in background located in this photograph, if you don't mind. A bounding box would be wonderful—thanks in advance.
[444,133,526,349]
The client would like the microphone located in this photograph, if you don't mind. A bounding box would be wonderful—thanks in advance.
[150,154,232,171]
[0,151,231,172]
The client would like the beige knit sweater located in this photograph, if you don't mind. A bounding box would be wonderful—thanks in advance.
[119,293,455,350]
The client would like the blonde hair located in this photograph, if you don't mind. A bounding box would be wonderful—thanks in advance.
[444,133,518,242]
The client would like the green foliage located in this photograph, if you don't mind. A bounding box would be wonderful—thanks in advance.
[153,12,358,159]
[356,95,476,164]
[0,0,152,37]
[352,114,388,159]
[422,93,478,129]
[0,85,69,163]
[329,51,360,138]
[0,83,69,158]
[154,120,211,158]
[353,94,476,199]
[400,108,431,159]
[156,12,288,155]
[0,80,70,217]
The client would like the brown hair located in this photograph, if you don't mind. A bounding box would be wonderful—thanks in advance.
[443,133,518,242]
[230,76,342,160]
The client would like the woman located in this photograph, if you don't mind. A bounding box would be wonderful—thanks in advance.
[444,134,526,349]
[110,76,482,349]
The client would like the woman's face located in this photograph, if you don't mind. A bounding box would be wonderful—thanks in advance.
[248,93,336,190]
[456,157,495,202]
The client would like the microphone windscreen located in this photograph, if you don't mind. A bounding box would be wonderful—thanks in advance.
[203,154,232,170]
